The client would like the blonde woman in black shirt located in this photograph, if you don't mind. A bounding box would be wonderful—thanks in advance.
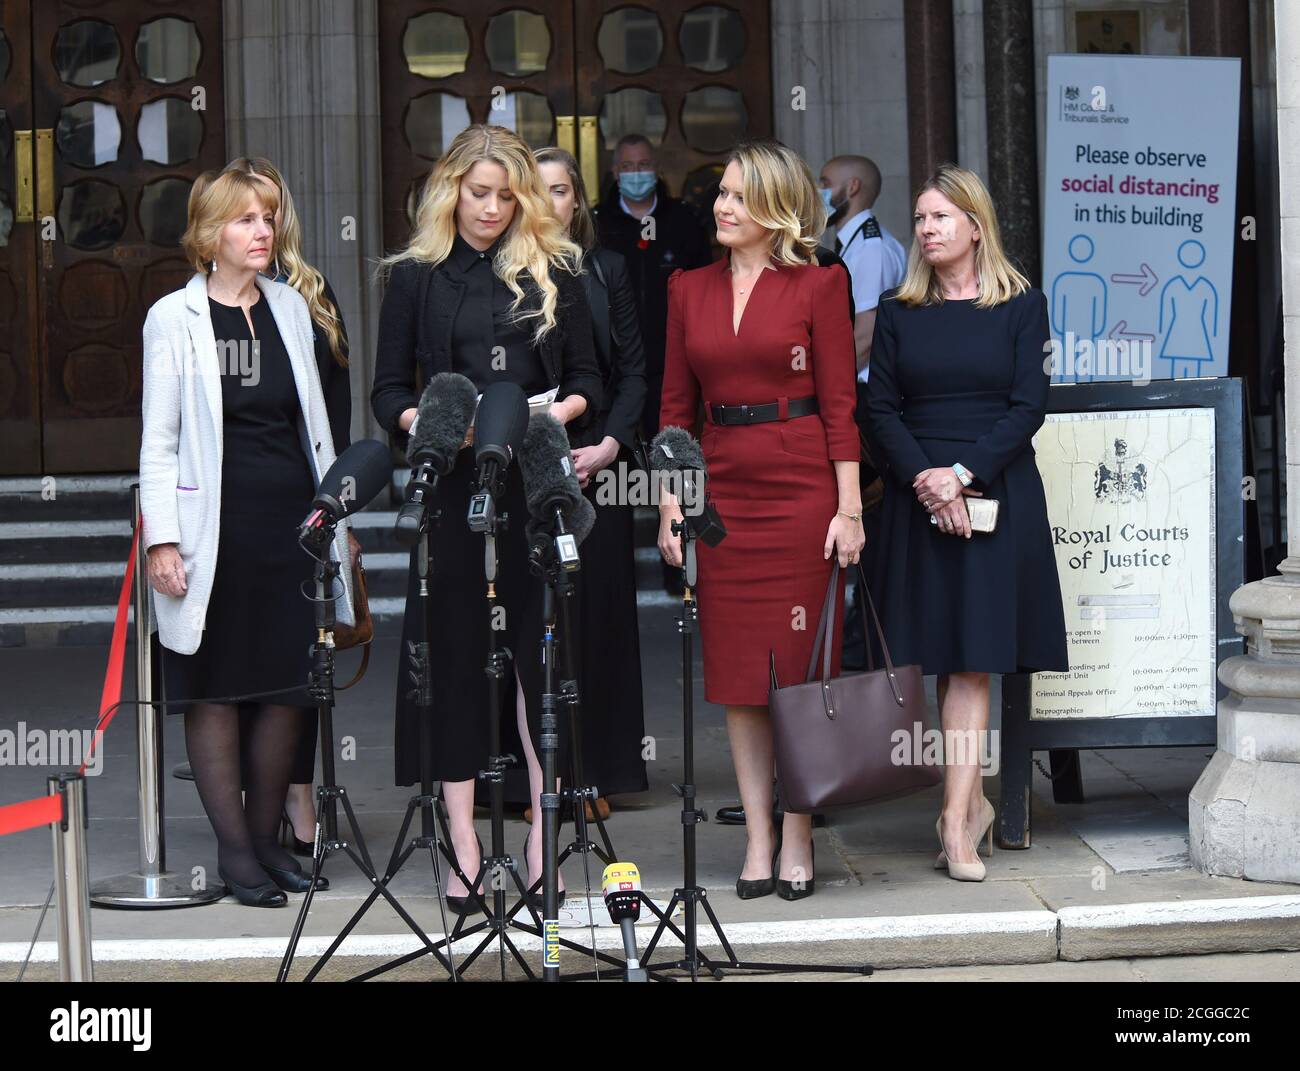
[372,125,601,910]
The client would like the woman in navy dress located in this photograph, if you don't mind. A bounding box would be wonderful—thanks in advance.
[865,164,1068,883]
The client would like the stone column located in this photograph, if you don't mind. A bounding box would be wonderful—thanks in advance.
[903,0,958,190]
[981,0,1039,284]
[222,0,384,444]
[1189,1,1300,884]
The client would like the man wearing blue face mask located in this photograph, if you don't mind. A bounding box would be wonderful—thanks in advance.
[818,156,907,384]
[596,133,713,443]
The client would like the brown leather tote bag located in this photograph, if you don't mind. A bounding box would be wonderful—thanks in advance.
[768,562,938,813]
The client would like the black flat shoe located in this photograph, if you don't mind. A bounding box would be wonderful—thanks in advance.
[260,861,328,893]
[776,840,815,901]
[279,809,315,857]
[218,866,287,908]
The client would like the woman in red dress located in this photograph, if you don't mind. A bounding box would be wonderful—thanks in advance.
[657,140,863,901]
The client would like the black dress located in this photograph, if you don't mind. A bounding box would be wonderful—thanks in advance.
[161,294,319,712]
[565,246,648,797]
[864,288,1068,675]
[374,234,602,786]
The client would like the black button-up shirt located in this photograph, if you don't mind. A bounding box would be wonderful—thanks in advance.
[447,231,549,397]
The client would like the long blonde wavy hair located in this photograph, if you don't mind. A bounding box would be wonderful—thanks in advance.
[725,139,826,267]
[382,124,582,342]
[224,156,348,367]
[895,163,1029,309]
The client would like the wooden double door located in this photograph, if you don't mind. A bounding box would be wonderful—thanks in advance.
[0,0,224,474]
[378,0,772,250]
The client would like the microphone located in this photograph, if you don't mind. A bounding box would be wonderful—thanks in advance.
[601,862,648,982]
[473,381,529,490]
[299,439,392,550]
[468,382,528,533]
[395,373,478,547]
[648,426,726,547]
[519,412,595,573]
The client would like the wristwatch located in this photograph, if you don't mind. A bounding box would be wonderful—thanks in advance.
[952,462,974,488]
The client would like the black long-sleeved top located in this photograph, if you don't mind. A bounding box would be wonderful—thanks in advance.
[314,276,352,456]
[572,245,646,451]
[371,246,602,448]
[444,232,548,397]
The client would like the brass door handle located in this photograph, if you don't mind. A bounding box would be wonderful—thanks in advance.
[556,115,576,156]
[13,128,54,224]
[578,115,598,204]
[15,129,33,222]
[37,128,54,221]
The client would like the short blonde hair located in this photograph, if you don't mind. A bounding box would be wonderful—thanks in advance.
[181,170,279,274]
[895,163,1029,309]
[725,139,825,267]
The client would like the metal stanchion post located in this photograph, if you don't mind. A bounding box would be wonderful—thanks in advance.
[89,486,223,907]
[48,773,93,981]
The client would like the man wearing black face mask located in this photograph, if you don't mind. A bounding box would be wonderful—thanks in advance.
[596,134,713,443]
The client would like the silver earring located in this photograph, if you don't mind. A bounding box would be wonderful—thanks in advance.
[210,259,217,273]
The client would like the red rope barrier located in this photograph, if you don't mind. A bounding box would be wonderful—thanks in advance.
[78,525,138,776]
[0,793,64,838]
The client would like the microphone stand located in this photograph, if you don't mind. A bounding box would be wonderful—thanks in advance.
[278,523,457,982]
[509,510,653,982]
[441,464,539,982]
[637,505,872,981]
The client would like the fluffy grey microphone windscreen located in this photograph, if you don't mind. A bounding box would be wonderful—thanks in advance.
[520,411,582,518]
[406,372,479,473]
[649,425,705,476]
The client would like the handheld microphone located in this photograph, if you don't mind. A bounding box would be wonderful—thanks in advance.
[299,439,392,550]
[395,372,478,547]
[601,862,648,982]
[468,381,529,532]
[649,426,727,547]
[519,412,596,573]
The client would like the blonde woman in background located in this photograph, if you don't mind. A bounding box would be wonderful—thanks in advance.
[534,145,648,819]
[865,164,1067,882]
[371,125,601,911]
[222,156,360,858]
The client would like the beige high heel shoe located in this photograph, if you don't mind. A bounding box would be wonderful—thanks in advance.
[935,817,986,881]
[934,797,995,869]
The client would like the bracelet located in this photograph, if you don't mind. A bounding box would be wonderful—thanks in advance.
[837,510,863,523]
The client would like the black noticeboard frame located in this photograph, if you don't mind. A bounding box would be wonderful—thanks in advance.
[998,377,1246,849]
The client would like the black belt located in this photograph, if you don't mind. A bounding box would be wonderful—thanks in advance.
[708,395,819,426]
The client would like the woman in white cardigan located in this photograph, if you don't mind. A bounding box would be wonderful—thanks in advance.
[140,169,353,907]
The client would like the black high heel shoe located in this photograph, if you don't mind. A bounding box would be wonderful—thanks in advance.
[218,865,287,908]
[444,833,485,915]
[260,860,328,893]
[279,808,315,858]
[776,838,815,901]
[736,828,782,900]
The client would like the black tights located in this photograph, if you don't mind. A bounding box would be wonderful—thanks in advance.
[185,702,305,887]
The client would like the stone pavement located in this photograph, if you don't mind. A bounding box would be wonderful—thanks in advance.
[2,603,1297,981]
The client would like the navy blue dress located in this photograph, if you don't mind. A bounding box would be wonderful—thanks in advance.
[865,287,1068,676]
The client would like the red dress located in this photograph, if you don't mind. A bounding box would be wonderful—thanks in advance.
[659,256,859,705]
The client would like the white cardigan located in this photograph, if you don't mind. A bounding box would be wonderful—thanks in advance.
[139,272,354,655]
